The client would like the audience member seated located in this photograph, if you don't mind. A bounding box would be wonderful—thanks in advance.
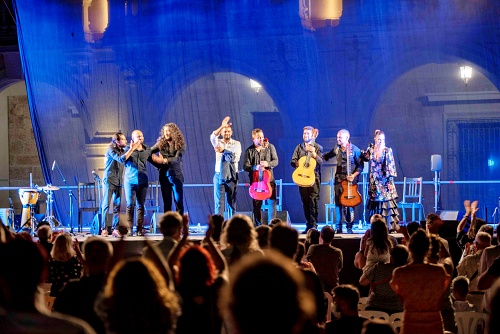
[425,213,450,255]
[168,215,227,334]
[53,237,113,334]
[456,231,491,310]
[269,224,326,328]
[219,250,316,334]
[95,257,180,334]
[143,211,182,262]
[305,228,320,254]
[325,285,369,334]
[478,224,500,313]
[451,276,475,312]
[456,200,492,262]
[37,224,54,257]
[0,238,95,333]
[255,224,271,249]
[269,217,285,227]
[306,225,343,293]
[210,214,224,244]
[48,233,83,297]
[359,244,408,315]
[401,221,421,246]
[219,214,262,266]
[390,229,451,334]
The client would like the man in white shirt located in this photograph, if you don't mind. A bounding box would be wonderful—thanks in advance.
[210,116,242,217]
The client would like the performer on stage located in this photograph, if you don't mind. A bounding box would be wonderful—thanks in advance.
[324,129,363,234]
[152,123,186,215]
[290,126,323,232]
[120,130,162,236]
[210,116,242,217]
[101,132,127,236]
[243,128,279,226]
[362,130,400,232]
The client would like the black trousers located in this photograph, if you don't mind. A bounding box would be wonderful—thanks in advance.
[299,175,320,231]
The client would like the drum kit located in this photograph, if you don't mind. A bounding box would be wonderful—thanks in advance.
[18,184,61,232]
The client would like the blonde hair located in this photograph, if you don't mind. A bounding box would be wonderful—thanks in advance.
[51,233,75,261]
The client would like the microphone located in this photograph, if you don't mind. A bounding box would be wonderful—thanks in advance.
[52,160,57,171]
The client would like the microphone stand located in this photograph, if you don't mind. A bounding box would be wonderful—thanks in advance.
[53,163,77,235]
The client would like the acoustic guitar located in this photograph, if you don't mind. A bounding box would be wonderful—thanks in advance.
[249,168,272,200]
[292,138,317,187]
[339,143,362,207]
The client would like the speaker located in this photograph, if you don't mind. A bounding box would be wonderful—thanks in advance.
[261,210,291,225]
[431,154,442,172]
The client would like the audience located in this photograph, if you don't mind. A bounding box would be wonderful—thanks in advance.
[359,244,408,315]
[425,213,450,254]
[361,218,392,272]
[390,229,451,334]
[304,228,320,254]
[219,250,316,334]
[325,285,368,334]
[95,257,180,334]
[37,224,54,257]
[52,237,113,334]
[306,225,343,293]
[220,214,262,266]
[451,276,475,312]
[49,233,83,297]
[361,319,395,334]
[143,211,182,261]
[479,224,500,313]
[168,215,227,334]
[0,238,95,333]
[255,224,271,249]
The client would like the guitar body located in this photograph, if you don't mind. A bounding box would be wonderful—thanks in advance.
[339,179,362,207]
[249,169,273,200]
[292,156,317,187]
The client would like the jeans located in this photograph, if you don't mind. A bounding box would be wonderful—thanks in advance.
[159,174,184,215]
[101,180,121,229]
[124,182,148,228]
[213,173,237,216]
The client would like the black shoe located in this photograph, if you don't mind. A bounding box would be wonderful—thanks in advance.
[301,230,307,234]
[335,228,343,234]
[346,228,354,234]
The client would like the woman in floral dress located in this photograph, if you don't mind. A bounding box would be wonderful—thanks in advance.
[363,130,400,231]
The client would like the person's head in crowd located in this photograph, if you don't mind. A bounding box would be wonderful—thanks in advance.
[159,211,183,240]
[406,221,421,237]
[269,224,299,259]
[474,231,492,251]
[82,236,113,276]
[37,225,52,242]
[210,214,224,243]
[369,214,385,224]
[426,213,443,234]
[0,238,48,308]
[369,218,391,254]
[320,225,335,245]
[98,257,180,334]
[220,214,258,250]
[255,225,271,249]
[294,241,305,266]
[51,233,75,261]
[427,234,441,263]
[478,224,494,239]
[219,250,315,334]
[331,284,360,317]
[176,245,217,294]
[269,217,284,228]
[408,228,430,263]
[361,319,396,334]
[304,228,320,254]
[451,276,470,302]
[391,244,409,267]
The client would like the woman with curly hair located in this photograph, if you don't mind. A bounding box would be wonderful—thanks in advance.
[96,257,180,334]
[152,123,186,214]
[220,214,262,266]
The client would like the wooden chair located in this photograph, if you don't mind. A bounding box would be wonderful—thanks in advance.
[77,182,99,232]
[145,181,160,233]
[398,177,425,222]
[454,311,487,334]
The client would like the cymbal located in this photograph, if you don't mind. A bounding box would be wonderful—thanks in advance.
[41,185,60,191]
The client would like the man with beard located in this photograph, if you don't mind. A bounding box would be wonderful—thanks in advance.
[210,116,242,217]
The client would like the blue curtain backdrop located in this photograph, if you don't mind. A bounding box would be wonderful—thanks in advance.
[13,0,500,227]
